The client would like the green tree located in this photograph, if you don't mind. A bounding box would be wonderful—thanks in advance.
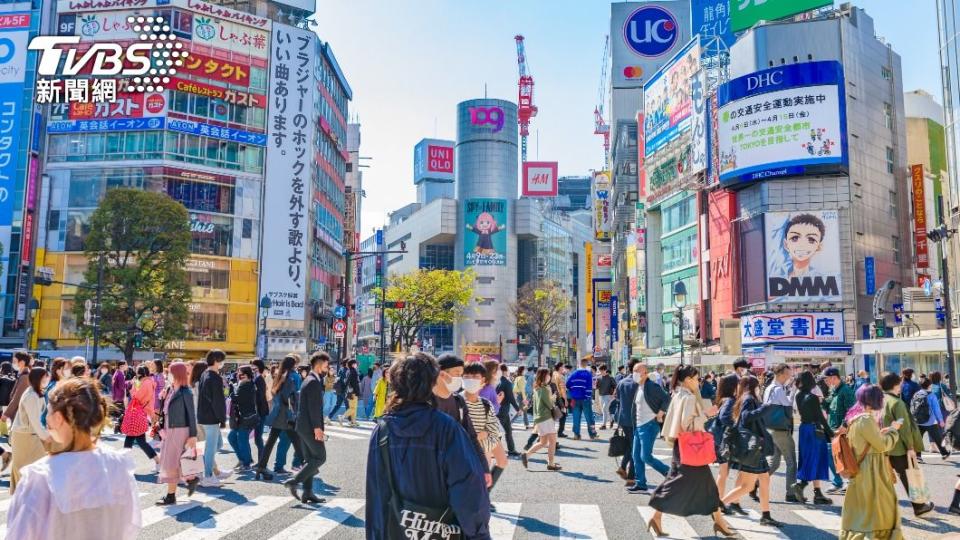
[72,189,192,361]
[380,269,476,351]
[511,280,570,367]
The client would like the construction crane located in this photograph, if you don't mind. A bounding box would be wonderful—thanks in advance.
[515,35,538,162]
[594,35,610,167]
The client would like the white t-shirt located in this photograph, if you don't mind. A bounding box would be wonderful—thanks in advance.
[6,445,141,540]
[634,380,657,427]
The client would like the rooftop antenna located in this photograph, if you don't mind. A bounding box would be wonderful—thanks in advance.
[484,83,488,98]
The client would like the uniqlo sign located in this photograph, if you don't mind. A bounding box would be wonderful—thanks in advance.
[522,161,558,197]
[413,138,454,183]
[426,144,453,173]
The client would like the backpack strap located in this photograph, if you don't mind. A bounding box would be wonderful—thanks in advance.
[452,393,469,424]
[377,418,404,516]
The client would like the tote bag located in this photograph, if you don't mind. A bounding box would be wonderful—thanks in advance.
[905,454,930,504]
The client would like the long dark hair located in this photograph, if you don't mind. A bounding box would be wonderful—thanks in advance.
[534,367,550,389]
[189,361,206,386]
[28,366,48,396]
[733,376,759,422]
[795,370,817,393]
[272,355,299,395]
[386,353,439,412]
[715,373,738,405]
[669,364,699,391]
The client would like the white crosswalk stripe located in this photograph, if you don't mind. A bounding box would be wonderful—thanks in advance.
[726,509,790,540]
[637,506,700,539]
[489,502,522,540]
[139,492,221,528]
[267,497,365,539]
[165,495,291,540]
[559,503,608,539]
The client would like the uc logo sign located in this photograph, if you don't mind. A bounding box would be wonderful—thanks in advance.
[623,5,678,58]
[0,38,16,64]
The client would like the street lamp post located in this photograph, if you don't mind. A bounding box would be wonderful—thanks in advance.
[673,281,687,366]
[259,295,272,360]
[928,225,958,393]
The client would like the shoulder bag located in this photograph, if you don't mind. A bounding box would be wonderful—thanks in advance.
[121,396,150,437]
[608,428,628,458]
[377,418,462,540]
[677,397,716,467]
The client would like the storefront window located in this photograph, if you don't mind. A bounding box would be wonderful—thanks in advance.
[168,179,235,214]
[187,259,230,300]
[65,211,93,251]
[186,303,227,341]
[190,213,234,257]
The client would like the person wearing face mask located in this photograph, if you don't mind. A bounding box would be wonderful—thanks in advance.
[626,362,671,495]
[432,355,491,486]
[613,360,640,486]
[462,362,507,499]
[10,367,52,493]
[732,359,751,379]
[821,366,854,494]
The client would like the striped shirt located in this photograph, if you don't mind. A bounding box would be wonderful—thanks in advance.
[464,397,501,452]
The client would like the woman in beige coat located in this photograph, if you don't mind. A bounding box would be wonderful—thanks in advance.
[10,367,52,492]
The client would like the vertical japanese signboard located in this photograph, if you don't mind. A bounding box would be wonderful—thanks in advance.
[0,12,30,306]
[593,171,612,240]
[911,164,929,268]
[262,24,313,320]
[585,242,593,338]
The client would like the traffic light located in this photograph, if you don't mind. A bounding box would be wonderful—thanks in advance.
[383,301,406,309]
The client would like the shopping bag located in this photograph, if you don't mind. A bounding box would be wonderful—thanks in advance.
[905,454,930,504]
[678,430,716,467]
[180,445,205,479]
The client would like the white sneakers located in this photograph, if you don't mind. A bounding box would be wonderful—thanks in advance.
[199,476,222,488]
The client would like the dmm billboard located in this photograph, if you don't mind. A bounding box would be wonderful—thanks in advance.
[765,210,842,304]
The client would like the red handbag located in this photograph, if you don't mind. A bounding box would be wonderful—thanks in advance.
[678,430,717,467]
[121,398,150,437]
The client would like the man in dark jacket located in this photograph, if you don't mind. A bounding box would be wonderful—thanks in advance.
[287,351,329,504]
[614,359,640,486]
[822,366,855,494]
[328,362,349,422]
[901,368,921,405]
[250,359,270,463]
[432,355,491,486]
[197,349,228,487]
[496,363,521,456]
[627,362,670,494]
[366,353,490,539]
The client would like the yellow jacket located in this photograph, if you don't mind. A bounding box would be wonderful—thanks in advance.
[373,377,388,418]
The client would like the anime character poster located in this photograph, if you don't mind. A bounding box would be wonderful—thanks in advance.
[764,210,842,303]
[464,198,507,266]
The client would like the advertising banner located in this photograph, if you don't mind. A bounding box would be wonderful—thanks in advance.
[765,210,842,303]
[463,343,501,363]
[170,77,266,108]
[413,138,454,183]
[717,61,847,185]
[464,198,507,266]
[52,91,167,120]
[261,23,314,321]
[690,69,708,176]
[593,171,612,240]
[610,295,619,343]
[191,14,268,59]
[167,118,267,146]
[611,1,691,89]
[597,254,612,267]
[47,117,165,132]
[593,278,612,353]
[637,110,647,196]
[692,0,734,51]
[730,0,833,32]
[585,242,593,335]
[180,49,252,86]
[643,38,699,156]
[864,255,875,295]
[522,161,558,197]
[911,164,930,268]
[56,0,272,31]
[741,311,845,346]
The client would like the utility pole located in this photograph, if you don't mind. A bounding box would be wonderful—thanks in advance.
[91,252,104,366]
[928,223,958,393]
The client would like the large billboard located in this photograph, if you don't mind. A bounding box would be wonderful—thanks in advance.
[643,38,699,156]
[413,138,454,184]
[911,165,930,269]
[593,171,612,240]
[730,0,833,32]
[0,13,31,300]
[464,198,507,266]
[692,0,734,51]
[717,61,847,185]
[522,161,558,197]
[765,210,842,304]
[611,1,691,88]
[261,23,315,320]
[741,311,844,346]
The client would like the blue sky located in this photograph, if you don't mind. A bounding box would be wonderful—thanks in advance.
[314,1,941,233]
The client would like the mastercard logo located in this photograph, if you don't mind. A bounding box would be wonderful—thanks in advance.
[623,66,644,79]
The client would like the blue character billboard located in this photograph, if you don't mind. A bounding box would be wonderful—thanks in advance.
[464,198,506,266]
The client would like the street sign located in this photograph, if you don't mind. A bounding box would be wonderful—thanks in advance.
[333,320,347,337]
[83,298,93,326]
[333,305,347,319]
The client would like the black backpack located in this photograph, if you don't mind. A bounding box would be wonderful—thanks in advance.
[0,375,14,407]
[910,390,931,425]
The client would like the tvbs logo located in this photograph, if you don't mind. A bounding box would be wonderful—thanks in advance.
[624,5,679,57]
[469,106,505,133]
[29,16,184,93]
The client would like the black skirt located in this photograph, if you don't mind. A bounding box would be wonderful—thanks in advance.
[649,442,721,517]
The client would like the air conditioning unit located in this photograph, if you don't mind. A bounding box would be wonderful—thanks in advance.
[902,287,938,330]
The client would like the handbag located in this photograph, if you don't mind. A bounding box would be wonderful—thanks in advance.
[550,406,562,421]
[121,397,150,437]
[378,419,462,540]
[608,428,628,458]
[678,430,716,467]
[179,446,204,479]
[905,454,930,504]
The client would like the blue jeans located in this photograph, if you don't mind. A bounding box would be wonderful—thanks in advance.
[632,420,669,489]
[227,428,253,466]
[826,440,844,487]
[570,398,596,437]
[274,429,303,471]
[323,391,337,416]
[201,424,222,477]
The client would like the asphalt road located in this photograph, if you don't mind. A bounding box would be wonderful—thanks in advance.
[1,416,959,539]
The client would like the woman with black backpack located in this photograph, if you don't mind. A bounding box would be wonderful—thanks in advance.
[227,366,259,471]
[254,355,301,481]
[719,376,784,527]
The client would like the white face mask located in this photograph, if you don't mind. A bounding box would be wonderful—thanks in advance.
[462,378,482,394]
[445,377,463,392]
[632,372,642,383]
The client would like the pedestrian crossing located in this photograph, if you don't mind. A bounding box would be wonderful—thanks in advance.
[0,486,954,539]
[96,419,379,444]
